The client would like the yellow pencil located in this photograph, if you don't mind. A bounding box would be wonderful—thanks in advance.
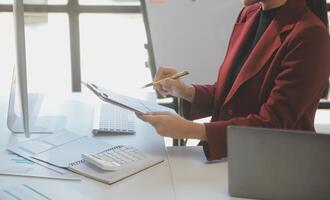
[142,71,189,88]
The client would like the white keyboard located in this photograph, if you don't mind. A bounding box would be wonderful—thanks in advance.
[93,103,135,135]
[82,146,159,171]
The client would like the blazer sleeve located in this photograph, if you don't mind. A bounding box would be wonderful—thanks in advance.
[202,26,330,161]
[182,84,216,120]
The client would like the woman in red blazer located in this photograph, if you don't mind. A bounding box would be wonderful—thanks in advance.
[138,0,330,161]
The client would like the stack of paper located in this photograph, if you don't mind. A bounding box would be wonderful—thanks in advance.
[0,150,78,180]
[8,132,112,168]
[1,131,81,181]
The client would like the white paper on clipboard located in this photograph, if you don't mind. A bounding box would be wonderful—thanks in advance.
[82,81,175,114]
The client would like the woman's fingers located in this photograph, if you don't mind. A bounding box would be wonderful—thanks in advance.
[161,79,177,87]
[148,111,172,115]
[155,85,169,97]
[136,114,160,126]
[154,78,171,96]
[136,112,170,122]
[154,67,165,81]
[154,67,175,81]
[158,79,178,96]
[153,67,180,97]
[135,113,148,121]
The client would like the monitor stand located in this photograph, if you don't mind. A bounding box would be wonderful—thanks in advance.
[7,76,66,134]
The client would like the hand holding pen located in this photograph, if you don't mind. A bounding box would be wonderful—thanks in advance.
[142,70,189,88]
[143,67,195,102]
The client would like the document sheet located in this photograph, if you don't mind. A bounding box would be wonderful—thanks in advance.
[7,131,83,177]
[8,132,114,168]
[0,149,79,180]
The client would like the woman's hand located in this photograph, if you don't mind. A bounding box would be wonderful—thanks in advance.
[137,112,207,141]
[154,67,195,102]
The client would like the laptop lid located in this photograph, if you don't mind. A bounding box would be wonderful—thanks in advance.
[228,126,330,200]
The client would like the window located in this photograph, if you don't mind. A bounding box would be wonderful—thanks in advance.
[25,13,70,94]
[79,13,150,93]
[0,0,147,95]
[0,0,68,4]
[79,0,139,6]
[0,13,15,96]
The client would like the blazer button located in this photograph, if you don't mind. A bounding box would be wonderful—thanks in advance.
[227,109,234,116]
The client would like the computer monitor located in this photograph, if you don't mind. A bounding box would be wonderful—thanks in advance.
[7,0,65,138]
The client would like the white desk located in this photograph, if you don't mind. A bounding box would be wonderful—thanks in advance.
[167,146,247,200]
[315,109,330,134]
[166,110,330,200]
[0,92,176,200]
[1,91,329,200]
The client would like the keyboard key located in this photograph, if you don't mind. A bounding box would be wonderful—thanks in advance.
[93,104,136,135]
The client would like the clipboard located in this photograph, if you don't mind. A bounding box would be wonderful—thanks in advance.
[82,81,175,114]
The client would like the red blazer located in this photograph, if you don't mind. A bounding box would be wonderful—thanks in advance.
[183,0,330,161]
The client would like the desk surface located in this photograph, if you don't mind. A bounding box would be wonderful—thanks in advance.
[167,146,247,200]
[0,92,176,200]
[1,92,329,200]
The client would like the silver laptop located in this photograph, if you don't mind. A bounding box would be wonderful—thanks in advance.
[228,126,330,200]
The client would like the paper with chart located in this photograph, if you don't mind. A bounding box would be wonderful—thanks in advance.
[8,131,113,168]
[7,131,82,179]
[0,150,78,180]
[31,136,112,168]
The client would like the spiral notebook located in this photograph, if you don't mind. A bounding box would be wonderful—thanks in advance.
[9,133,164,185]
[68,146,164,185]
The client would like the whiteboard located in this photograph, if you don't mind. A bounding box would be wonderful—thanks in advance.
[142,0,242,84]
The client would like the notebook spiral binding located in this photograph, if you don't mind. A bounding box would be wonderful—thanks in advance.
[102,145,123,153]
[69,159,86,166]
[68,145,124,166]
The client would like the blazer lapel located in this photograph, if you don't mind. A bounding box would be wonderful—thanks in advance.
[223,22,282,106]
[214,9,261,105]
[222,0,306,106]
